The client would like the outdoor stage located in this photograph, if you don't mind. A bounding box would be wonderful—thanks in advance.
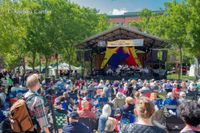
[77,26,168,80]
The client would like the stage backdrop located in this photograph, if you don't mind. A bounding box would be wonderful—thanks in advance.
[101,47,141,69]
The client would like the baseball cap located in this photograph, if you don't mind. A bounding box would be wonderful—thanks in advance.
[68,112,79,120]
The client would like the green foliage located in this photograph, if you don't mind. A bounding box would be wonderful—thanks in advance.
[187,0,200,58]
[167,74,195,80]
[0,0,110,70]
[129,0,200,78]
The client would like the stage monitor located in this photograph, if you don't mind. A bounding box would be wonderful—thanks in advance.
[162,50,167,62]
[76,51,81,61]
[84,51,92,61]
[151,50,158,61]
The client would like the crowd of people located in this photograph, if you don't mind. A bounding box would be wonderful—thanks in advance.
[0,71,200,133]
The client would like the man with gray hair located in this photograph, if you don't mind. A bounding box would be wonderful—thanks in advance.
[24,74,50,133]
[78,100,96,119]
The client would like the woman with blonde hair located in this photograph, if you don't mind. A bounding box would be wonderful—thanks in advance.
[104,117,117,133]
[98,104,112,133]
[122,97,166,133]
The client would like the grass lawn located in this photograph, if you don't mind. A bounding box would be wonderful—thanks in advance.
[167,74,196,80]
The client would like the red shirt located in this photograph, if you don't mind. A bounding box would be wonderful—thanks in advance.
[173,88,180,98]
[78,110,96,119]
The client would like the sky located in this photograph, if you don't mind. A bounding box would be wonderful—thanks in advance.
[71,0,181,15]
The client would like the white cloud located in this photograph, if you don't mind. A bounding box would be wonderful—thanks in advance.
[111,8,128,15]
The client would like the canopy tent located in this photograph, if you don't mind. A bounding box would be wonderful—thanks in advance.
[53,63,81,71]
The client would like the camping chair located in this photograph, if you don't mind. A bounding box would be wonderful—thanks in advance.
[165,105,177,115]
[165,115,185,133]
[79,118,98,132]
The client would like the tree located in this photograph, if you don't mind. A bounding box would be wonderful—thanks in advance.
[186,0,200,76]
[0,0,110,76]
[129,1,190,79]
[0,0,28,71]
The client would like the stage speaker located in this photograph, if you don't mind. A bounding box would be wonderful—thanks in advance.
[84,51,92,61]
[76,51,81,61]
[162,50,167,62]
[151,50,158,61]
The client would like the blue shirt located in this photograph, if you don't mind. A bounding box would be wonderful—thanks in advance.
[63,122,92,133]
[163,99,178,113]
[98,115,108,133]
[0,110,6,122]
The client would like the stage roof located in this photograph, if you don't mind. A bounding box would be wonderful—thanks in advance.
[78,26,167,49]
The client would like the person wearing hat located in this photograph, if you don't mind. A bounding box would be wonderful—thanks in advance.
[63,112,92,133]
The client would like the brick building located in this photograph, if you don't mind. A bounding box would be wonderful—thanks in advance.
[107,11,163,26]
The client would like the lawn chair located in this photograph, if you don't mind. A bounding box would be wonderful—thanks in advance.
[79,118,98,132]
[165,115,185,133]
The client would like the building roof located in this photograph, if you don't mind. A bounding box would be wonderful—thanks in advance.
[107,11,164,18]
[77,26,167,49]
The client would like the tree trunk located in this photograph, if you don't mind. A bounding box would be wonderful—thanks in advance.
[22,57,26,80]
[39,55,42,73]
[197,57,200,75]
[195,57,200,79]
[45,56,49,78]
[32,52,36,71]
[56,54,59,78]
[178,46,182,79]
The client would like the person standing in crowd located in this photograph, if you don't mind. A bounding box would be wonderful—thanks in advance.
[63,112,92,133]
[122,97,166,133]
[98,104,112,133]
[179,101,200,133]
[24,74,50,133]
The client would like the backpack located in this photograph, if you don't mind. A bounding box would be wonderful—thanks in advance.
[9,95,35,133]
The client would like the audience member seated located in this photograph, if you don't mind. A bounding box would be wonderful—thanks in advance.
[133,91,141,104]
[104,117,117,133]
[163,92,178,114]
[63,112,92,133]
[112,92,126,109]
[0,85,6,109]
[122,97,166,133]
[150,92,163,109]
[139,83,152,98]
[187,83,198,100]
[0,99,6,122]
[179,101,200,133]
[120,97,135,124]
[172,84,181,98]
[63,92,73,106]
[54,96,68,114]
[178,91,187,104]
[163,80,173,93]
[98,93,109,108]
[78,100,96,119]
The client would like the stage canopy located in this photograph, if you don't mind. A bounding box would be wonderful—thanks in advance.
[78,26,167,50]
